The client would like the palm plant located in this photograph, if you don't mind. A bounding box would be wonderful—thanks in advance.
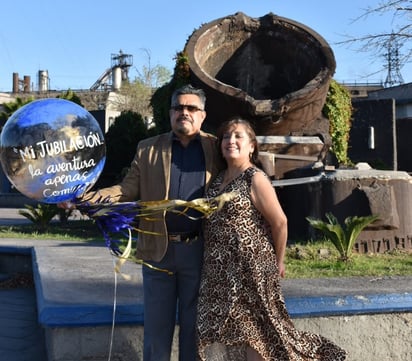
[19,203,59,232]
[306,213,379,261]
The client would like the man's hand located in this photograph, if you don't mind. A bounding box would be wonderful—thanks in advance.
[57,201,76,210]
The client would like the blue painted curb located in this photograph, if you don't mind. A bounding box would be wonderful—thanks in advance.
[38,304,145,327]
[2,244,411,328]
[36,292,412,327]
[0,245,32,255]
[285,293,412,318]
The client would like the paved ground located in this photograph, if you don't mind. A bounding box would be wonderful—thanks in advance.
[0,208,411,360]
[0,208,47,361]
[0,208,31,225]
[0,289,47,361]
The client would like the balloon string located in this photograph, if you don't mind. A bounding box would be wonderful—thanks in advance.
[108,254,118,361]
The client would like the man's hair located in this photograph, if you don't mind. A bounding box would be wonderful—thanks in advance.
[171,84,206,108]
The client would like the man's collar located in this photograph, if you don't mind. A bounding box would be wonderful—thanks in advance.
[171,132,201,142]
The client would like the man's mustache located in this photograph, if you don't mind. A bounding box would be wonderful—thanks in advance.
[177,116,192,122]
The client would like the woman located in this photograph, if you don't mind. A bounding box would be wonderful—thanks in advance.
[197,118,346,361]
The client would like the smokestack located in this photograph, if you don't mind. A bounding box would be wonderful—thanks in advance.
[112,66,122,90]
[12,73,19,93]
[38,70,49,92]
[23,75,31,93]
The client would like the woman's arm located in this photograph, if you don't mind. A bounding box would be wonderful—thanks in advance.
[251,171,288,277]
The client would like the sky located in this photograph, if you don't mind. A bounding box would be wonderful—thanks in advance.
[0,0,410,92]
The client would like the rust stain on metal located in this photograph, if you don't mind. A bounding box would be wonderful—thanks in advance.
[185,12,336,136]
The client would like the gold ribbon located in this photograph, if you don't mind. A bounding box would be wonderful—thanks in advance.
[99,192,238,277]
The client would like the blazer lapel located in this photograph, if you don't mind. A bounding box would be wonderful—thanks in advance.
[161,132,173,198]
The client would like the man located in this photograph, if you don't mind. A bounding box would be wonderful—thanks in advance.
[88,84,221,361]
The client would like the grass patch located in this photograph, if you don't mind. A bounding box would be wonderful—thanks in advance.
[0,221,411,279]
[285,240,412,278]
[0,220,104,242]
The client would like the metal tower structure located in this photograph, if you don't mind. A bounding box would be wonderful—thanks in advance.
[384,33,404,87]
[90,50,133,91]
[111,50,133,81]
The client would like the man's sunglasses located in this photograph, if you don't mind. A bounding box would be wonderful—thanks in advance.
[171,104,204,113]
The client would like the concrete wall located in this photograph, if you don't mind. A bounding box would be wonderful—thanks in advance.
[294,313,412,361]
[1,239,410,361]
[43,313,412,361]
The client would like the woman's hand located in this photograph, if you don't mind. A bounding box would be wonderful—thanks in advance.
[277,260,286,278]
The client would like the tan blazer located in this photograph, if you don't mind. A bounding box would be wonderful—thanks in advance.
[89,130,221,261]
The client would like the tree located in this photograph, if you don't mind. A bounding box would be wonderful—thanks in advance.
[97,110,159,187]
[114,49,171,121]
[135,49,172,89]
[323,79,353,165]
[0,97,34,130]
[151,51,191,133]
[338,1,412,80]
[57,89,83,106]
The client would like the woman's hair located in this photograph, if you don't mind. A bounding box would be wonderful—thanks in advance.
[216,117,260,166]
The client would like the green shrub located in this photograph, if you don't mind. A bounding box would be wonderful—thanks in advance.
[323,80,353,166]
[18,204,59,232]
[306,213,379,261]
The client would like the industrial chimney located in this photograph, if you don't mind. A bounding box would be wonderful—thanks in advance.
[38,70,49,92]
[12,73,31,93]
[12,73,19,93]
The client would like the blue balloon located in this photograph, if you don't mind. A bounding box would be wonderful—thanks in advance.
[0,98,106,203]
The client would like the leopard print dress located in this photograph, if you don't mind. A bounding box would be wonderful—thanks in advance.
[197,167,347,361]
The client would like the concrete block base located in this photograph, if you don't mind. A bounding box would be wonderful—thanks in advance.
[43,312,412,361]
[0,239,410,361]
